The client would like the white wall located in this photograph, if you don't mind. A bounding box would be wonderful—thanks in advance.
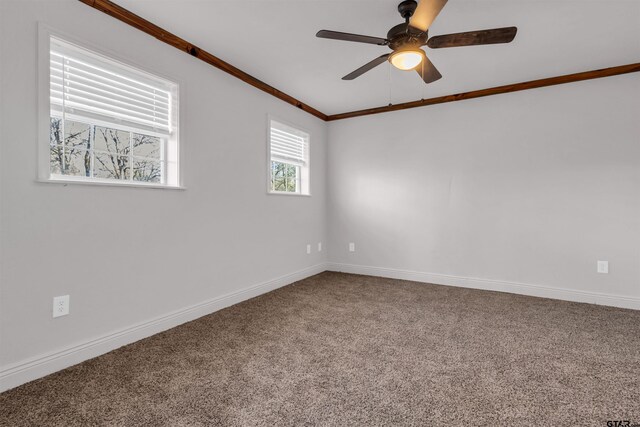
[0,0,327,389]
[327,74,640,307]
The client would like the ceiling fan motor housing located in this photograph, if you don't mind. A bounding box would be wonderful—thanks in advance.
[387,23,428,51]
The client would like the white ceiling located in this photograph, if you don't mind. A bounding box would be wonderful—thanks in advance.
[116,0,640,115]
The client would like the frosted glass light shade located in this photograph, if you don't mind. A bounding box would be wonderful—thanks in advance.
[389,50,423,70]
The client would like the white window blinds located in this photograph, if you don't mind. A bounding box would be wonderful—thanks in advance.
[50,37,173,135]
[270,120,309,166]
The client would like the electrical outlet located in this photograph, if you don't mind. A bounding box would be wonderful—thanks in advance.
[53,295,70,318]
[349,242,355,252]
[306,244,311,254]
[318,242,322,252]
[597,261,609,274]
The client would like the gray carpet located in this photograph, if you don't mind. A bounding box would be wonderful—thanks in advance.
[1,272,639,426]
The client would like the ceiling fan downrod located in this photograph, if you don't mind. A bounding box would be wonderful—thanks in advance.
[398,0,418,22]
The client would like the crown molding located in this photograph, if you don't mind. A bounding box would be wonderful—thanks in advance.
[326,62,640,120]
[78,0,328,121]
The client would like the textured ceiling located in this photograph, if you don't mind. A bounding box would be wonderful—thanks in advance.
[115,0,640,115]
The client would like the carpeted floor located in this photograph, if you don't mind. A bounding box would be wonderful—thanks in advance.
[1,272,639,426]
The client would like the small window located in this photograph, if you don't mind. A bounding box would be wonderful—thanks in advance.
[46,36,179,187]
[269,119,310,195]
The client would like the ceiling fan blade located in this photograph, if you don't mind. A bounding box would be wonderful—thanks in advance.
[416,53,442,84]
[409,0,448,33]
[342,54,390,80]
[427,27,518,49]
[316,30,388,46]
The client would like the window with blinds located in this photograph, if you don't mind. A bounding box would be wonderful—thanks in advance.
[269,119,310,195]
[47,36,179,187]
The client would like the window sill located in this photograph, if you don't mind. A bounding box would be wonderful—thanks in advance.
[37,178,186,190]
[267,191,311,197]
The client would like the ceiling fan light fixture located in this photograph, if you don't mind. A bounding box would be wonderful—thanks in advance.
[316,1,517,84]
[389,49,423,71]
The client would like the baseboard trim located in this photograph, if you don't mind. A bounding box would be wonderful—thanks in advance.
[326,262,640,311]
[4,262,638,393]
[0,263,327,393]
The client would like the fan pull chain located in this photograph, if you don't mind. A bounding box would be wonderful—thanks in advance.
[388,62,392,106]
[421,59,426,100]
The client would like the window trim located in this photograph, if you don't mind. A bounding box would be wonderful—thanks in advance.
[266,114,311,197]
[37,23,184,189]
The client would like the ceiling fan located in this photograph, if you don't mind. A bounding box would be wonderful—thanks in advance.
[316,0,517,84]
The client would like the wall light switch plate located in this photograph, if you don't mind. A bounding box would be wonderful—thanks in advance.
[318,242,322,252]
[53,295,70,318]
[349,243,355,252]
[306,244,311,254]
[597,261,609,274]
